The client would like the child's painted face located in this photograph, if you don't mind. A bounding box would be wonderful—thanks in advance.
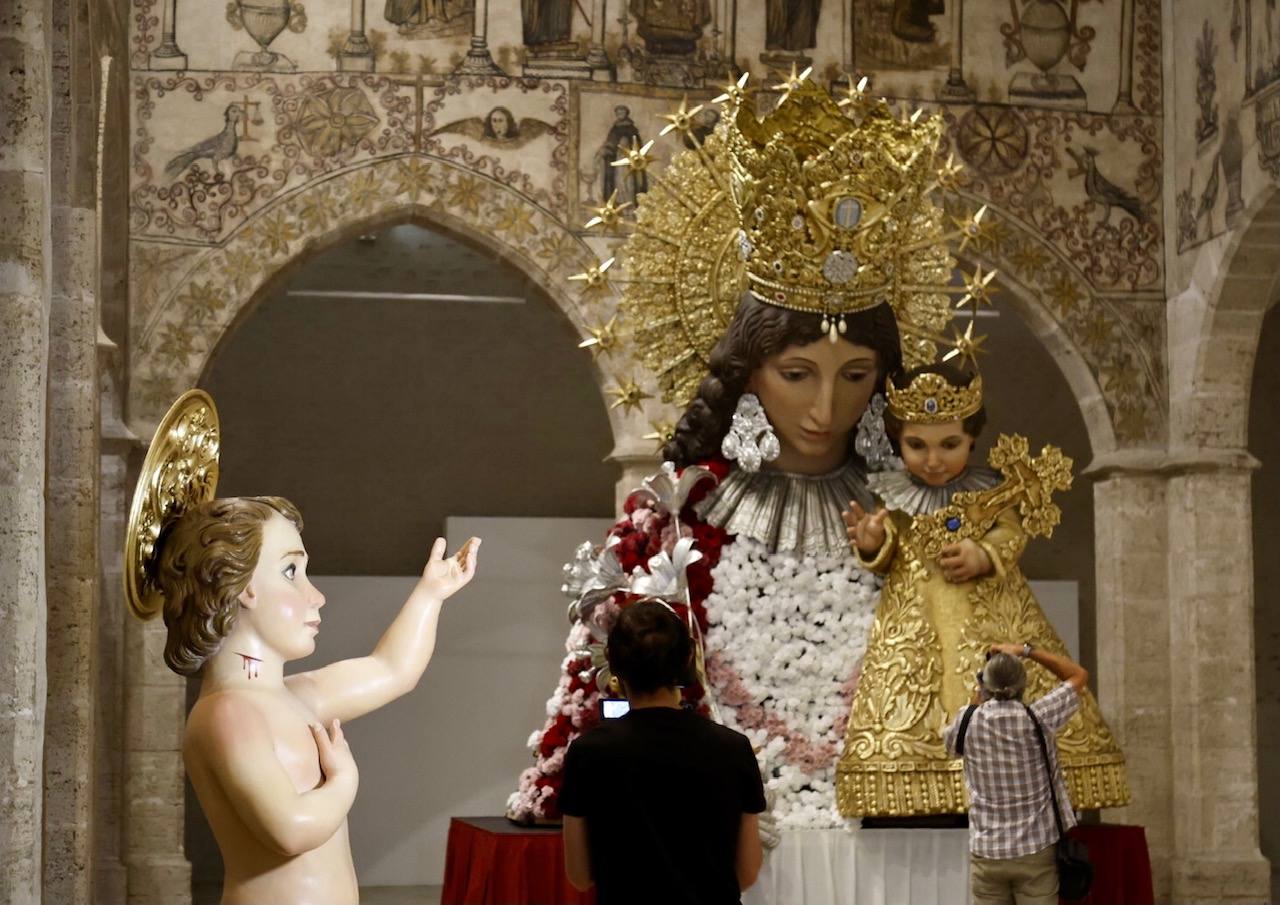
[898,420,974,487]
[238,513,326,661]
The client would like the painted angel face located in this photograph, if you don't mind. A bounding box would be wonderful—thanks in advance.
[749,337,878,475]
[238,512,326,661]
[898,420,974,487]
[487,108,513,139]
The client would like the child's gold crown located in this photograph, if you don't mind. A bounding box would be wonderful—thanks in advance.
[886,371,983,424]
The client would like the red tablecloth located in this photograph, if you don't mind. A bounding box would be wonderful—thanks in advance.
[441,816,594,905]
[440,816,1153,905]
[1065,824,1154,905]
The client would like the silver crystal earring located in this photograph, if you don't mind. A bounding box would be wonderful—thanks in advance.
[854,393,894,471]
[721,393,781,473]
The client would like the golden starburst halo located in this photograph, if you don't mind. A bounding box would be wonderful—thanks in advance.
[567,74,997,406]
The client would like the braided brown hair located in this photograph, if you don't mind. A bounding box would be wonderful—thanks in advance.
[155,496,303,675]
[663,294,903,467]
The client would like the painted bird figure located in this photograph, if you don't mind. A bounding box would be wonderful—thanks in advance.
[165,105,244,179]
[1065,145,1147,225]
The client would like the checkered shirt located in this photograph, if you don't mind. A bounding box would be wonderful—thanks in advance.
[942,681,1080,859]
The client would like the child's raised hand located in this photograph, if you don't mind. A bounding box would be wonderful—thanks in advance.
[417,536,481,600]
[843,501,889,556]
[937,538,992,583]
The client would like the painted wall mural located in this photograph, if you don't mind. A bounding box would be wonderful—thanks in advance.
[129,0,1179,447]
[1170,0,1280,279]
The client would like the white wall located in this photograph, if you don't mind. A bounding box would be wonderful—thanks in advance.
[1032,581,1079,660]
[301,516,612,887]
[302,518,1078,888]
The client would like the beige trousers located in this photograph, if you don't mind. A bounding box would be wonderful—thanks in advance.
[970,844,1058,905]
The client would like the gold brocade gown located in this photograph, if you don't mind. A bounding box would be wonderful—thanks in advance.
[835,468,1130,818]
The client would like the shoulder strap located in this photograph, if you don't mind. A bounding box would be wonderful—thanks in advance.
[954,705,977,757]
[1023,703,1066,839]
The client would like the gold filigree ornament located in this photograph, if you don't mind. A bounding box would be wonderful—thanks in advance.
[124,389,221,620]
[914,433,1073,560]
[575,75,996,407]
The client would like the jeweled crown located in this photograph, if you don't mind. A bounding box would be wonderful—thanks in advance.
[725,79,954,350]
[886,371,984,424]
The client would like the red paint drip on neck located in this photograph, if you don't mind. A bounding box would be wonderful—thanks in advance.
[238,653,261,679]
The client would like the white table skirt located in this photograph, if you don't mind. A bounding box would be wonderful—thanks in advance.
[743,827,972,905]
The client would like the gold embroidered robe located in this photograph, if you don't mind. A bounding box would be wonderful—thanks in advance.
[835,506,1130,817]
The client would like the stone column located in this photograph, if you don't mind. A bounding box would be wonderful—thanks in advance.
[1087,462,1175,898]
[1166,457,1271,903]
[94,344,135,905]
[1111,0,1137,114]
[723,0,737,71]
[937,0,973,101]
[840,0,852,74]
[0,0,53,900]
[609,438,662,512]
[454,0,506,76]
[585,0,612,78]
[337,0,374,72]
[149,0,187,69]
[43,0,104,892]
[123,602,192,904]
[43,203,101,905]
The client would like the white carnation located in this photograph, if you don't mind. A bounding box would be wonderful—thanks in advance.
[703,538,879,829]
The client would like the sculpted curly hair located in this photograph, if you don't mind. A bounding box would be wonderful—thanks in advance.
[155,496,302,675]
[663,293,903,467]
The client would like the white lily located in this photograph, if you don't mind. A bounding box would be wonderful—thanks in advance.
[628,461,718,519]
[629,535,703,599]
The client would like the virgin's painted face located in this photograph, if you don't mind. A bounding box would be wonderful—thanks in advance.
[748,338,878,475]
[898,420,974,487]
[238,513,326,662]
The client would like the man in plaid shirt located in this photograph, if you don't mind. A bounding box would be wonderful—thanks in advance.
[942,642,1088,905]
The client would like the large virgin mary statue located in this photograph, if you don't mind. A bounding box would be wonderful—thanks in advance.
[507,83,1006,903]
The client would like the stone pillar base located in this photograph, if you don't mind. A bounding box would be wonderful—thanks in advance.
[1170,853,1271,904]
[126,855,191,905]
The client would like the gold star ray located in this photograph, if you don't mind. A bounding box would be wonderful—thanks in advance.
[583,192,631,231]
[658,96,706,138]
[712,71,751,106]
[607,375,653,414]
[642,420,676,453]
[952,205,992,254]
[942,320,989,369]
[837,74,871,108]
[956,265,999,308]
[568,256,616,291]
[578,314,621,359]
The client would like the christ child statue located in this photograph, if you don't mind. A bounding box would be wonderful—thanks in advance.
[834,364,1128,818]
[126,392,479,904]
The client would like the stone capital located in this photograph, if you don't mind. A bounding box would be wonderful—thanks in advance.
[1084,446,1260,478]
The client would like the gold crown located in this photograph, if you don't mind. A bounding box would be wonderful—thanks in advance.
[725,78,956,346]
[577,73,996,407]
[886,371,984,424]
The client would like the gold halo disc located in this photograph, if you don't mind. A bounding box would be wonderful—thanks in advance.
[124,389,221,620]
